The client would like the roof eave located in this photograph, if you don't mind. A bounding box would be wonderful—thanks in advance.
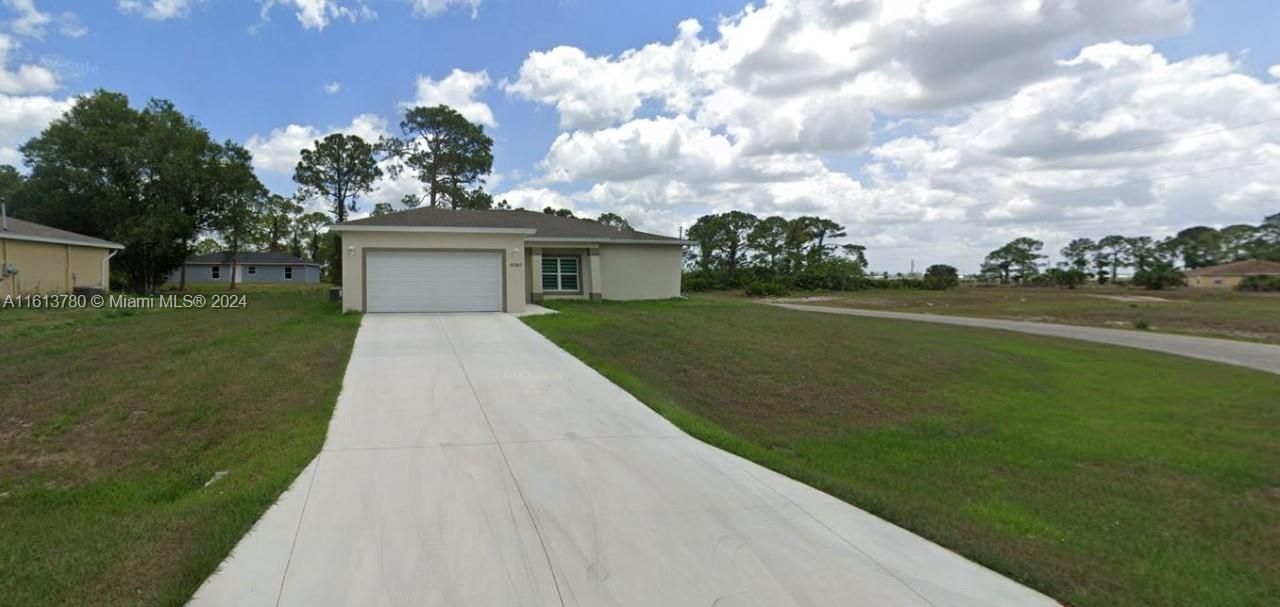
[0,231,125,250]
[330,225,538,235]
[526,236,692,245]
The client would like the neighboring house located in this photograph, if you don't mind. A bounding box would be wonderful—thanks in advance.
[330,208,690,313]
[169,251,322,285]
[0,214,123,296]
[1185,260,1280,288]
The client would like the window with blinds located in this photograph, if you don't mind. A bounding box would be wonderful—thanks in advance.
[542,256,581,292]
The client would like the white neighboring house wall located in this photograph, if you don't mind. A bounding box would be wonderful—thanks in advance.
[598,243,683,300]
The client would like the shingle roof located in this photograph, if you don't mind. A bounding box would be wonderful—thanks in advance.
[0,216,124,249]
[335,208,686,243]
[186,251,319,265]
[1185,260,1280,276]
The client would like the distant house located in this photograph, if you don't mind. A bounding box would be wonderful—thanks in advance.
[1,214,124,296]
[169,251,322,285]
[1185,260,1280,288]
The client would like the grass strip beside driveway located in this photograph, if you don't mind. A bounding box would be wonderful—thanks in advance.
[524,297,1280,607]
[0,286,360,607]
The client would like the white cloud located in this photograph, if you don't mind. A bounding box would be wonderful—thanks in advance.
[245,113,388,174]
[407,0,480,19]
[0,91,73,164]
[5,0,83,38]
[1269,65,1280,80]
[0,34,56,94]
[323,81,341,95]
[403,68,496,127]
[117,0,195,21]
[258,0,376,31]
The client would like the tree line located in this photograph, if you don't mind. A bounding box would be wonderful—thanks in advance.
[4,90,503,292]
[681,211,869,293]
[982,213,1280,289]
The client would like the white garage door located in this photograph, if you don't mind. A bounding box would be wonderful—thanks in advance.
[366,251,502,313]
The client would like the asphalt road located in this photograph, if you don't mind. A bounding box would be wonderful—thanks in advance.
[189,313,1056,607]
[773,303,1280,375]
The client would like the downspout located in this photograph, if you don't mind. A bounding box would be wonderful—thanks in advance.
[101,249,119,292]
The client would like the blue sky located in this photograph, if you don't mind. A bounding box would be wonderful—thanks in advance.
[4,0,1279,272]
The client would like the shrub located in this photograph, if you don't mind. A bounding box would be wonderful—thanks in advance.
[791,257,866,291]
[1133,319,1151,330]
[1131,262,1185,290]
[744,281,790,297]
[922,265,960,290]
[1236,275,1280,292]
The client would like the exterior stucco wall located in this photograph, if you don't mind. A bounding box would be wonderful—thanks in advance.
[1188,274,1245,288]
[1,239,112,295]
[338,231,527,313]
[598,244,684,300]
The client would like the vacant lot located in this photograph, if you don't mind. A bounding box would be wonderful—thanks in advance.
[526,298,1280,607]
[0,286,360,607]
[798,286,1280,343]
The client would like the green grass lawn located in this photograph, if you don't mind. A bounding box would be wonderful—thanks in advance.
[525,297,1280,607]
[0,286,360,607]
[792,285,1280,344]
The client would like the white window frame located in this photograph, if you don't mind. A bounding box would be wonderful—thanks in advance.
[541,256,581,293]
[284,266,294,280]
[211,266,220,279]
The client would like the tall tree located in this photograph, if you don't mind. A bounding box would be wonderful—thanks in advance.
[1170,226,1221,269]
[686,214,728,271]
[257,194,302,251]
[597,212,631,230]
[982,237,1045,283]
[387,105,494,209]
[1095,234,1131,283]
[20,91,226,292]
[370,202,395,217]
[720,211,759,273]
[207,142,267,290]
[543,206,576,218]
[1060,238,1096,272]
[1218,224,1257,262]
[293,133,382,223]
[841,243,868,267]
[292,212,331,261]
[747,216,788,270]
[400,193,422,209]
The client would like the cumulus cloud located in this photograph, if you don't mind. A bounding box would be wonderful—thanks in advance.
[0,34,56,94]
[403,68,496,126]
[407,0,480,19]
[496,0,1280,270]
[245,113,388,174]
[258,0,376,31]
[117,0,196,21]
[0,91,73,164]
[323,81,341,95]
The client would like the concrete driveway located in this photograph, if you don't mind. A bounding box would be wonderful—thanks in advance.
[190,314,1056,607]
[773,303,1280,375]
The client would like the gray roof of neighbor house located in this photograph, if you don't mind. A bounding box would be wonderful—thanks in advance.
[186,251,320,266]
[1185,260,1280,276]
[334,207,689,243]
[0,216,124,249]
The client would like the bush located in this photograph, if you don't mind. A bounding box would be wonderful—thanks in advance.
[744,281,790,297]
[791,257,866,291]
[1131,262,1185,290]
[922,265,960,290]
[1236,275,1280,292]
[1133,319,1151,330]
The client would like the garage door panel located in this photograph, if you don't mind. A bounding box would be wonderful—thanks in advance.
[366,251,502,313]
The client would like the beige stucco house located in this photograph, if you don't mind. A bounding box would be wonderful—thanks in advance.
[1,215,123,296]
[330,208,689,313]
[1185,260,1280,288]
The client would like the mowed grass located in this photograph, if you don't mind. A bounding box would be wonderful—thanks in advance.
[809,286,1280,343]
[525,298,1280,607]
[0,286,360,607]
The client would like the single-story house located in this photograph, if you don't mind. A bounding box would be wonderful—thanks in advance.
[1185,259,1280,288]
[169,251,322,285]
[0,214,123,296]
[330,208,690,313]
